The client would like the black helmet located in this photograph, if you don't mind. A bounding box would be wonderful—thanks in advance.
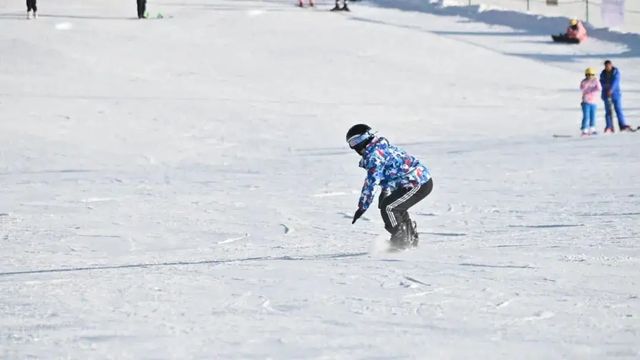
[346,124,374,151]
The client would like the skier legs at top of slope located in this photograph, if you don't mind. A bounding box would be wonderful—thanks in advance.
[347,124,433,248]
[552,18,587,43]
[26,0,38,19]
[331,0,349,11]
[137,0,147,19]
[297,0,315,7]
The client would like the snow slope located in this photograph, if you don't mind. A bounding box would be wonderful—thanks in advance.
[434,0,640,34]
[1,0,639,358]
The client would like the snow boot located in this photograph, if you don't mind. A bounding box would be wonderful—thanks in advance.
[390,223,411,249]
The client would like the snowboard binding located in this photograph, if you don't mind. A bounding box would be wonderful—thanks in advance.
[389,221,419,250]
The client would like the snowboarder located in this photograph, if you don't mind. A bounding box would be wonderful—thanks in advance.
[552,19,587,44]
[579,67,601,137]
[137,0,147,19]
[347,124,433,248]
[600,60,633,133]
[26,0,37,19]
[297,0,315,7]
[331,0,349,12]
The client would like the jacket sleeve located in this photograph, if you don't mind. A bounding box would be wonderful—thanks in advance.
[358,152,385,210]
[612,70,621,91]
[599,72,608,97]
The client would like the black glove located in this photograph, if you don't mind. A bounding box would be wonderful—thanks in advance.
[352,208,365,224]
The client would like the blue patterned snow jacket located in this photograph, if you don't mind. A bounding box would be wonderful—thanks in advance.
[357,137,431,210]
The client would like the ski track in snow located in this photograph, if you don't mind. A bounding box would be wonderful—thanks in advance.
[216,233,250,244]
[1,0,640,358]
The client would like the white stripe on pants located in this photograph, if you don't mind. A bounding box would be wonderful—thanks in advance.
[385,184,421,228]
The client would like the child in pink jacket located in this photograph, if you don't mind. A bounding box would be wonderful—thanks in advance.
[580,67,602,136]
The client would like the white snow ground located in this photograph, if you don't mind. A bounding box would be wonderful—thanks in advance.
[1,0,640,358]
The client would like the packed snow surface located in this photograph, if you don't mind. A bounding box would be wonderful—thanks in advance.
[1,0,639,358]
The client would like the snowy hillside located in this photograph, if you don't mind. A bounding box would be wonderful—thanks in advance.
[1,0,639,358]
[434,0,640,34]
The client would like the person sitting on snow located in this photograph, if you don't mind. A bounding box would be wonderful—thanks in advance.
[565,19,588,43]
[553,19,588,43]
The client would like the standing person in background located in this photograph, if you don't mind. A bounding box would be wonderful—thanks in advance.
[26,0,37,19]
[330,0,349,12]
[137,0,147,19]
[600,60,633,133]
[580,67,601,137]
[297,0,314,7]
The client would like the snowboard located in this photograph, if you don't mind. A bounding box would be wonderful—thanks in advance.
[551,35,580,44]
[387,231,419,252]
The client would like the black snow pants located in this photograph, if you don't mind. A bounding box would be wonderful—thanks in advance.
[379,178,433,234]
[137,0,147,18]
[26,0,37,12]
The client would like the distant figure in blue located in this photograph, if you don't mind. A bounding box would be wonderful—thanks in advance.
[600,60,633,133]
[347,124,433,249]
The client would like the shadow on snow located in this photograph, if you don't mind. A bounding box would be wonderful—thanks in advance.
[0,252,369,278]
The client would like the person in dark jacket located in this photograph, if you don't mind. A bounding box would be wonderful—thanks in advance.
[600,60,633,132]
[137,0,147,19]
